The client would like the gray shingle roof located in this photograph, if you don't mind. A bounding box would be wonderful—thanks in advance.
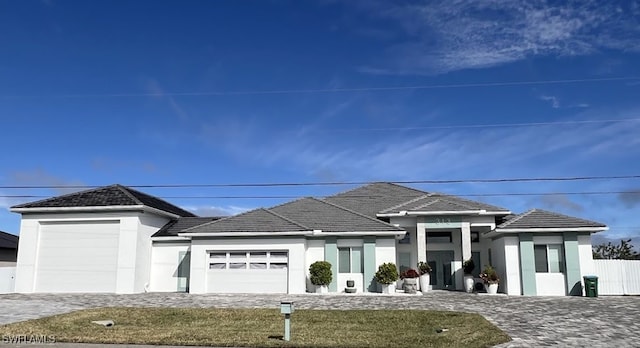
[496,209,607,230]
[325,182,509,216]
[11,184,196,217]
[380,193,510,214]
[271,197,404,232]
[152,217,222,237]
[325,183,426,217]
[0,231,18,249]
[183,208,309,234]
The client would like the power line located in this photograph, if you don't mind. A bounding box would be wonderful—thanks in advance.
[1,190,638,199]
[1,77,637,99]
[313,118,640,133]
[1,174,639,189]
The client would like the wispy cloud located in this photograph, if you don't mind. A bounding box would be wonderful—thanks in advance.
[187,205,253,217]
[539,95,560,108]
[145,78,189,121]
[353,0,640,74]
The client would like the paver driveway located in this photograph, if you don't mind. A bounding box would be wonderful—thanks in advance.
[1,291,639,347]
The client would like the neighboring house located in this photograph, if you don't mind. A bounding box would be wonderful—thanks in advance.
[0,230,19,267]
[10,183,607,296]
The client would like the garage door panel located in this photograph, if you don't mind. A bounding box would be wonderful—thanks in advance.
[35,222,120,293]
[206,250,288,294]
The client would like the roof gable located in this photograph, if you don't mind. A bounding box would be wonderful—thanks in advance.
[496,209,607,230]
[325,182,426,217]
[11,184,195,217]
[183,208,309,234]
[0,230,18,249]
[380,193,510,214]
[270,197,404,232]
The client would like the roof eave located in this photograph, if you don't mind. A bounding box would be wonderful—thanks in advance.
[178,231,313,237]
[378,210,510,217]
[10,205,181,219]
[487,226,608,237]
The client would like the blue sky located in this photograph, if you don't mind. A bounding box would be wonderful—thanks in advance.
[1,0,639,246]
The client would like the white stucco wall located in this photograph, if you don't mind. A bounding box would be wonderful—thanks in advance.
[189,237,307,294]
[578,233,595,279]
[503,236,521,295]
[14,211,170,294]
[149,242,191,292]
[305,239,325,292]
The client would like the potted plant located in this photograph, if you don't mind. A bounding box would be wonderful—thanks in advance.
[374,262,398,294]
[400,268,420,294]
[463,258,475,293]
[417,261,432,293]
[479,265,500,295]
[309,261,332,294]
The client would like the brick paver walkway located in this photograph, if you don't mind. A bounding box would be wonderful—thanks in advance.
[1,291,639,347]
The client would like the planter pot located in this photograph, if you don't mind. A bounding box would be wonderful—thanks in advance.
[380,283,394,294]
[403,278,418,294]
[485,283,499,295]
[315,285,328,294]
[464,275,475,293]
[419,274,430,293]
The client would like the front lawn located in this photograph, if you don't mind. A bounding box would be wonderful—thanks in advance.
[0,307,510,347]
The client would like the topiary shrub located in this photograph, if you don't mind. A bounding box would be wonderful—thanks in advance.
[309,261,332,286]
[374,262,399,285]
[463,258,475,275]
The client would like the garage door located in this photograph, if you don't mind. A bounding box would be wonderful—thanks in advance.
[35,221,120,293]
[207,251,288,294]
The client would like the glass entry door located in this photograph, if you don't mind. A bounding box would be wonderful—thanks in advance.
[427,250,455,289]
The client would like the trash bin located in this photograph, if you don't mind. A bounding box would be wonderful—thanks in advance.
[583,276,598,297]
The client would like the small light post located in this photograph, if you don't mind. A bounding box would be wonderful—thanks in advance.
[280,301,294,341]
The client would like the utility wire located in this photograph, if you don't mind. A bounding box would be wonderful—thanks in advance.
[1,174,640,189]
[1,190,638,199]
[1,77,637,99]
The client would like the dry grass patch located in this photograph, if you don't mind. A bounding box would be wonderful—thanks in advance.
[0,307,510,347]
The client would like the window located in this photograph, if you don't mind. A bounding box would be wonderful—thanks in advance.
[426,231,452,243]
[534,244,564,273]
[208,251,287,270]
[338,247,363,273]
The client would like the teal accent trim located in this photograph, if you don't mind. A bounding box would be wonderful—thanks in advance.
[519,233,537,295]
[563,232,582,296]
[424,217,462,229]
[177,251,190,292]
[324,238,338,292]
[363,236,376,292]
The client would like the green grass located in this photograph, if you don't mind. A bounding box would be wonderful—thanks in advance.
[0,307,510,347]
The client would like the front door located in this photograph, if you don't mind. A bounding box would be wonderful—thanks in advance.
[427,250,455,290]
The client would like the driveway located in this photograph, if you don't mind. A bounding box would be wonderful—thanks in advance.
[1,292,639,347]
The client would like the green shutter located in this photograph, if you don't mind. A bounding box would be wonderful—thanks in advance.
[325,238,338,292]
[519,233,537,296]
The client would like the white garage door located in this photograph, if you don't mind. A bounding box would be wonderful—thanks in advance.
[35,221,120,293]
[207,251,288,294]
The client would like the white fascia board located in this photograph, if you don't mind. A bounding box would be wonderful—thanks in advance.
[493,227,609,233]
[11,205,147,214]
[178,231,313,237]
[407,210,482,216]
[11,204,181,219]
[316,231,405,237]
[151,236,192,242]
[480,211,512,215]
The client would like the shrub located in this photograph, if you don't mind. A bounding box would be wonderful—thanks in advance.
[479,265,500,284]
[400,268,420,279]
[417,261,432,275]
[309,261,332,286]
[374,262,399,285]
[463,259,475,275]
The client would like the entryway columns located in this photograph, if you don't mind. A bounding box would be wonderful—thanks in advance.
[416,219,427,263]
[461,222,472,261]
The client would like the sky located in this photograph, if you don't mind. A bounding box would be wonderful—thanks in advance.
[1,0,639,246]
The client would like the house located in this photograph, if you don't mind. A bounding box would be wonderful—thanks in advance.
[10,183,607,296]
[0,230,19,267]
